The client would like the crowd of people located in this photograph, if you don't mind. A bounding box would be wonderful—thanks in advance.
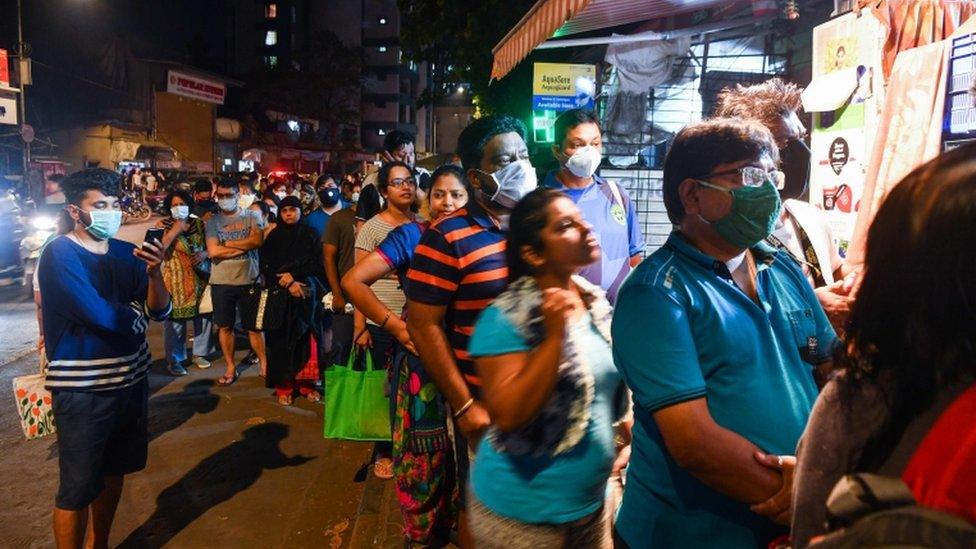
[36,78,975,549]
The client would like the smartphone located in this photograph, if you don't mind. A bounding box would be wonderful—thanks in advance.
[143,227,165,248]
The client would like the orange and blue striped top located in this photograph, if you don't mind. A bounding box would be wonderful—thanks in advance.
[405,208,508,389]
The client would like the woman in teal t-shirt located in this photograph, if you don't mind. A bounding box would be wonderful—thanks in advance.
[467,188,627,548]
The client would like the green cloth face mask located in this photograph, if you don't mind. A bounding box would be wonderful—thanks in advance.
[696,178,782,249]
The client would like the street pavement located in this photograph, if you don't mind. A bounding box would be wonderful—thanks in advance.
[0,216,407,548]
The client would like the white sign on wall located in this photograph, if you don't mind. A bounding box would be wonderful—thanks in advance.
[0,93,17,125]
[166,70,226,104]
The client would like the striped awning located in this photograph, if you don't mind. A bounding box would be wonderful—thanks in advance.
[491,0,730,80]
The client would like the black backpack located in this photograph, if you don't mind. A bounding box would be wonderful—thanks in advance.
[811,473,976,548]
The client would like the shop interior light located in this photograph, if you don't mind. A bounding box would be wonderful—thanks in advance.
[378,17,387,25]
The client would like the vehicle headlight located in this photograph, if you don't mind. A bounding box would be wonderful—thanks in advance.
[32,216,56,231]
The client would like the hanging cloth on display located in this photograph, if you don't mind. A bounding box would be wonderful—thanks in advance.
[858,0,976,80]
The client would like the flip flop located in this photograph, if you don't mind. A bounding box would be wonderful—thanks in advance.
[373,457,393,479]
[217,370,240,386]
[305,391,321,403]
[277,394,293,406]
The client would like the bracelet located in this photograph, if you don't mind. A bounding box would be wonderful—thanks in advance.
[453,397,475,420]
[378,311,391,328]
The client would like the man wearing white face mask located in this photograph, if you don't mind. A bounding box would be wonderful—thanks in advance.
[237,180,258,211]
[544,109,645,304]
[205,178,267,385]
[405,114,537,548]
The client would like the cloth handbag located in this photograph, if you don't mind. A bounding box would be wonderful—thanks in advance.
[12,353,56,440]
[323,347,391,441]
[197,284,213,315]
[239,282,287,332]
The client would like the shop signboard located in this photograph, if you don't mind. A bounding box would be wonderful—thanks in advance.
[808,12,885,253]
[0,49,9,87]
[166,70,226,105]
[532,63,596,111]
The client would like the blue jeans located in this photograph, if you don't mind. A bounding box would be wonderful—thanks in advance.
[163,314,217,365]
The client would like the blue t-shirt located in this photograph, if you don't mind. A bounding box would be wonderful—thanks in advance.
[544,171,645,305]
[303,209,331,239]
[468,305,620,524]
[39,236,171,392]
[376,221,426,285]
[610,231,837,548]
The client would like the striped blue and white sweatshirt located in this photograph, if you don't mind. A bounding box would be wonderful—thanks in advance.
[38,236,171,392]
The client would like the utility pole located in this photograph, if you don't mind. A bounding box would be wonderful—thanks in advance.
[16,0,31,174]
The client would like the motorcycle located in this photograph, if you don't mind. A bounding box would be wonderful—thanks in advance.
[120,190,152,224]
[19,206,58,297]
[146,192,168,216]
[0,190,26,288]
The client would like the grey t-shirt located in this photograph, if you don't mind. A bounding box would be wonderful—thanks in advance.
[205,209,261,286]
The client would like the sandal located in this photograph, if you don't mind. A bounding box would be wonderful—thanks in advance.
[373,457,393,479]
[305,391,321,404]
[217,370,240,386]
[277,394,293,406]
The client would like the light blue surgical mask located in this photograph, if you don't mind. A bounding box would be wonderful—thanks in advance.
[217,197,238,212]
[80,209,123,240]
[170,205,189,219]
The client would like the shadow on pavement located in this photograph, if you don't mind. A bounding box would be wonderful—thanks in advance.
[147,378,219,444]
[41,370,203,462]
[117,422,314,549]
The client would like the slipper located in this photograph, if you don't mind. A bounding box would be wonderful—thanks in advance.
[217,370,240,386]
[277,394,293,406]
[305,391,321,404]
[373,457,393,479]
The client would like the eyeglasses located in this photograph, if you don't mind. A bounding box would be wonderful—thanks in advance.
[695,166,785,190]
[388,177,417,189]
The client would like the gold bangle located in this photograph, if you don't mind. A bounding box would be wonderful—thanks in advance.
[453,397,475,420]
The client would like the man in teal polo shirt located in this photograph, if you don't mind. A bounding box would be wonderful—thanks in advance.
[611,118,837,548]
[544,109,644,304]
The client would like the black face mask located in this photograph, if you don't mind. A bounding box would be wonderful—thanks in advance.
[318,189,341,208]
[779,139,812,202]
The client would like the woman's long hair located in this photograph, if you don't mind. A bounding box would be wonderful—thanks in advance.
[505,188,566,282]
[837,143,976,468]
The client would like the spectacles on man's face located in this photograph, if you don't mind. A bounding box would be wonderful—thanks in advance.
[695,166,785,190]
[388,177,417,189]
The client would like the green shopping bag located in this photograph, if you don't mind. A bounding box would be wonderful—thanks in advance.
[323,347,391,441]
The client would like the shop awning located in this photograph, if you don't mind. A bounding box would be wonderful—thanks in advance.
[491,0,729,80]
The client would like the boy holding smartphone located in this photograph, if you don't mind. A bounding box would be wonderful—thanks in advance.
[38,168,171,549]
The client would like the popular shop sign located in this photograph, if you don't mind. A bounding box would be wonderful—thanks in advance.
[532,63,596,111]
[167,70,226,105]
